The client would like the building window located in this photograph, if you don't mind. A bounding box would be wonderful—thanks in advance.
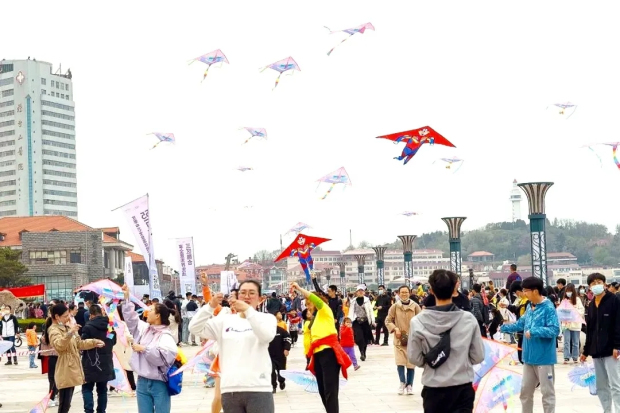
[1,90,14,98]
[41,89,46,95]
[65,84,69,91]
[0,200,15,207]
[70,251,81,264]
[41,110,74,121]
[42,149,75,159]
[0,100,14,108]
[44,199,77,207]
[41,78,46,85]
[65,95,69,100]
[42,129,74,140]
[29,250,67,265]
[43,179,77,188]
[0,130,15,138]
[0,139,15,148]
[41,120,74,131]
[60,83,64,90]
[42,159,76,169]
[43,169,76,178]
[0,78,14,87]
[43,189,77,197]
[0,190,16,196]
[0,110,14,118]
[0,210,16,216]
[0,179,16,187]
[41,100,74,112]
[0,120,15,128]
[43,209,77,216]
[29,275,72,302]
[42,139,75,150]
[0,169,16,177]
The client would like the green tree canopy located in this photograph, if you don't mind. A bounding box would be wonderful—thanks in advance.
[0,248,31,287]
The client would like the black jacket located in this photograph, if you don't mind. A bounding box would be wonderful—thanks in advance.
[0,314,19,337]
[81,316,117,383]
[266,298,282,315]
[374,294,392,318]
[583,291,620,359]
[470,294,488,325]
[268,326,291,368]
[312,278,342,320]
[75,308,87,335]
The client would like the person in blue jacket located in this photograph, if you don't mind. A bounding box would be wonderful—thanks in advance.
[501,276,559,413]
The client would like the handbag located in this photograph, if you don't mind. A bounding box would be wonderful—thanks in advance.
[399,332,408,347]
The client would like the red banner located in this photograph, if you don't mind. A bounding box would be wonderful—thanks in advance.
[0,284,45,298]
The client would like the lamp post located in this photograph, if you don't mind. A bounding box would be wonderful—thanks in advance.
[336,261,347,292]
[518,182,554,286]
[324,267,332,285]
[441,217,466,287]
[353,255,368,285]
[398,235,417,287]
[372,246,387,287]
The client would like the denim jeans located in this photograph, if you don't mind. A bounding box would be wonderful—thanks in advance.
[562,329,580,361]
[136,376,171,413]
[28,345,37,367]
[397,365,414,386]
[82,381,108,413]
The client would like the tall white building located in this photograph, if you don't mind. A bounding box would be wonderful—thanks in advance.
[510,179,522,221]
[0,59,77,218]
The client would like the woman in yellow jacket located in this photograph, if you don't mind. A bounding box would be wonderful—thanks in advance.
[47,304,104,413]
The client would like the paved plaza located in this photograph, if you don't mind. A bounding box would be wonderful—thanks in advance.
[0,335,601,412]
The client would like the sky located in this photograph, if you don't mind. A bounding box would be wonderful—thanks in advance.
[4,0,620,268]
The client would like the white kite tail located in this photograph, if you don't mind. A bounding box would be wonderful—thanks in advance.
[327,34,353,56]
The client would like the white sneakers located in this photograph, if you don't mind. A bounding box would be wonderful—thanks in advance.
[48,400,58,407]
[406,385,414,395]
[398,383,406,395]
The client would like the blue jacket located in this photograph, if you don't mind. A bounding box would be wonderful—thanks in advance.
[501,298,560,365]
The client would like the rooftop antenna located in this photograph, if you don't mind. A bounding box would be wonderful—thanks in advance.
[349,229,352,247]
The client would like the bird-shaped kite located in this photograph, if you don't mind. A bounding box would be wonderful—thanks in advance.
[237,166,253,172]
[188,49,229,81]
[376,126,456,165]
[275,234,330,283]
[285,222,311,236]
[240,127,268,145]
[548,102,577,118]
[148,132,175,150]
[324,22,375,56]
[260,57,300,89]
[401,211,421,217]
[316,167,352,200]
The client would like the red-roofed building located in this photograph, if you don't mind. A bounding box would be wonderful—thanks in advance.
[0,216,133,302]
[467,251,495,262]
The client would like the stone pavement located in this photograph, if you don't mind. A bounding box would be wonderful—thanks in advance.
[0,335,602,412]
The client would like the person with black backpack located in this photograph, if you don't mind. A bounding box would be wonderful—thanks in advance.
[470,284,489,337]
[408,269,484,413]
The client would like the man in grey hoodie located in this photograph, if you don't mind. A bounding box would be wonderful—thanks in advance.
[408,269,485,413]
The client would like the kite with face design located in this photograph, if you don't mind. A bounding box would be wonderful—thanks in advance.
[275,234,330,282]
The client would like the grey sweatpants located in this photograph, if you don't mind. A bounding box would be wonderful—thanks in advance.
[593,356,620,413]
[221,391,274,413]
[520,364,555,413]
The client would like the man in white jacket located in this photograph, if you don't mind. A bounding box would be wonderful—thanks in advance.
[189,280,277,413]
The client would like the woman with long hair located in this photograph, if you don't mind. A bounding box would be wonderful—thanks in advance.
[347,286,375,361]
[121,285,178,413]
[292,281,351,413]
[40,315,60,407]
[561,283,584,364]
[164,299,181,345]
[385,285,421,395]
[47,304,105,413]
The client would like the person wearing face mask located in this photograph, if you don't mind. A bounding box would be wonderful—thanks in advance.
[0,305,19,365]
[47,304,105,413]
[373,285,392,346]
[581,273,620,412]
[560,283,584,364]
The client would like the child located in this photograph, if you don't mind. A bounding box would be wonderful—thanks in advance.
[288,310,301,347]
[276,311,288,331]
[26,321,39,369]
[268,315,292,393]
[340,317,360,371]
[301,308,313,369]
[488,305,504,340]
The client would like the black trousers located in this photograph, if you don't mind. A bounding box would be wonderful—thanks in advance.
[478,321,488,338]
[58,387,75,413]
[353,320,372,356]
[421,382,475,413]
[48,356,59,401]
[271,365,285,388]
[314,348,340,413]
[290,331,298,344]
[517,333,524,363]
[375,316,389,344]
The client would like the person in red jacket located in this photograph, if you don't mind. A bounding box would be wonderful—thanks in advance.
[339,318,360,371]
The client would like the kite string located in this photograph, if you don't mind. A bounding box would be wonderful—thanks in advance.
[587,146,603,168]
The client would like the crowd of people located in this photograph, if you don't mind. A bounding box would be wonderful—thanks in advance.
[1,264,620,412]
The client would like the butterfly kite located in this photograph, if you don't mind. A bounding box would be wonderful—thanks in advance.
[435,157,465,173]
[376,126,456,165]
[549,102,577,118]
[237,166,253,172]
[583,142,620,171]
[285,222,312,236]
[188,49,229,81]
[29,392,52,413]
[240,127,268,145]
[324,22,375,56]
[148,132,175,150]
[260,57,300,89]
[275,234,330,283]
[316,167,352,200]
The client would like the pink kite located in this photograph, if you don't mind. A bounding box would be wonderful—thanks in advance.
[557,300,586,324]
[75,279,147,310]
[324,22,375,56]
[240,127,268,145]
[29,392,52,413]
[188,49,229,81]
[260,57,300,89]
[109,352,132,394]
[316,167,352,200]
[147,132,175,150]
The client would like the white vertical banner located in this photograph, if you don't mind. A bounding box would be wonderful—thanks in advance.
[124,256,135,294]
[220,271,239,295]
[175,237,197,296]
[118,194,161,299]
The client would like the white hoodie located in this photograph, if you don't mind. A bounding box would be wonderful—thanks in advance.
[189,305,276,394]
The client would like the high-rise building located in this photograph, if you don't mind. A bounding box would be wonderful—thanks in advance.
[0,59,77,218]
[510,179,522,222]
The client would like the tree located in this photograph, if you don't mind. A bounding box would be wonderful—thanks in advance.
[0,248,31,287]
[357,240,370,248]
